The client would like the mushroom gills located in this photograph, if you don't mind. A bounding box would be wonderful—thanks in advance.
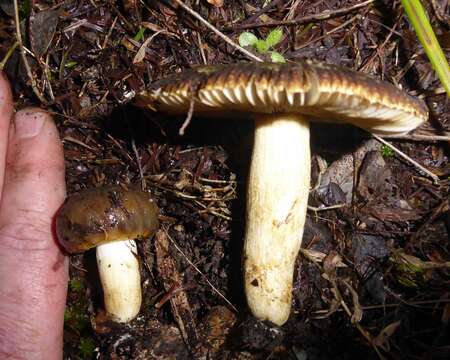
[134,60,428,326]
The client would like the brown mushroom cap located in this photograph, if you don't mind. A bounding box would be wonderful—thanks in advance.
[135,60,427,135]
[56,186,159,253]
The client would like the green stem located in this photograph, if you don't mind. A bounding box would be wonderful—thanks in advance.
[401,0,450,96]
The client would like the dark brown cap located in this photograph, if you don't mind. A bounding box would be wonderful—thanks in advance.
[56,186,159,253]
[135,60,427,135]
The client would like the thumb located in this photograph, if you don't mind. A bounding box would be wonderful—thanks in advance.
[0,108,67,360]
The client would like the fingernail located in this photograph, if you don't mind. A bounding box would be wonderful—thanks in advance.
[14,109,46,139]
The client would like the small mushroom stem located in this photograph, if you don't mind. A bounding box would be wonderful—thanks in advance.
[96,240,142,323]
[244,114,310,326]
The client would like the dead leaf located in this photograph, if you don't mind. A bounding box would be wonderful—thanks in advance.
[301,249,347,268]
[133,37,152,64]
[373,321,401,351]
[155,229,199,352]
[207,0,223,7]
[0,0,14,16]
[341,280,363,323]
[394,251,450,270]
[133,30,164,64]
[30,8,60,57]
[323,250,344,273]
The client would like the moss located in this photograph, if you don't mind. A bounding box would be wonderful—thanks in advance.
[78,337,96,359]
[64,277,98,359]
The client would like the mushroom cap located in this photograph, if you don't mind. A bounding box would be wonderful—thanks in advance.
[135,60,428,135]
[56,186,159,253]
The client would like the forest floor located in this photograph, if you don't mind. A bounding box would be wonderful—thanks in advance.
[0,0,449,359]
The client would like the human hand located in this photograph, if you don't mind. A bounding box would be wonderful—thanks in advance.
[0,72,68,359]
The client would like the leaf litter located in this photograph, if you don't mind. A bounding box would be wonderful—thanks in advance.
[0,0,449,358]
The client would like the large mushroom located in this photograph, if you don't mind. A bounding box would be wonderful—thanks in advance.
[56,185,159,323]
[135,60,428,326]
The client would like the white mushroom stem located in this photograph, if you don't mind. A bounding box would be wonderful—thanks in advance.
[244,114,310,326]
[96,239,142,323]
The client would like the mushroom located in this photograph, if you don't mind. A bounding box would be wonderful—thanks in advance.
[56,185,159,323]
[135,60,428,326]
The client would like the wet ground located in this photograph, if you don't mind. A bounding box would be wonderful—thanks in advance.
[0,1,449,359]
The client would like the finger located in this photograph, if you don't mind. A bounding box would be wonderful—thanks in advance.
[0,109,67,360]
[0,71,13,195]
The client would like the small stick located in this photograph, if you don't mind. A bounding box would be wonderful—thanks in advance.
[131,138,145,190]
[296,14,361,51]
[44,52,55,102]
[171,0,263,62]
[430,0,450,27]
[196,32,208,65]
[102,16,118,49]
[223,0,374,31]
[13,0,47,104]
[0,41,19,70]
[372,133,439,183]
[381,133,450,142]
[308,204,345,212]
[164,227,238,313]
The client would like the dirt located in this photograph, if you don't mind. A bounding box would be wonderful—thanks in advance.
[0,0,449,359]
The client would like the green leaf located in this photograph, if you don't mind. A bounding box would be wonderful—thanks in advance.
[265,28,283,48]
[380,145,394,158]
[255,39,269,53]
[133,27,146,42]
[270,51,285,63]
[238,32,258,47]
[65,61,77,69]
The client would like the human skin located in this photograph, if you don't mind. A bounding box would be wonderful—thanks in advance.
[0,71,67,359]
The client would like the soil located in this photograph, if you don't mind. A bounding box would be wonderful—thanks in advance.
[0,1,449,359]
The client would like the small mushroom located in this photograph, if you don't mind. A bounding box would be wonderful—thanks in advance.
[135,60,428,325]
[56,186,159,323]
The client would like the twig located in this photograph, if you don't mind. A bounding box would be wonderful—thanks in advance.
[13,0,47,104]
[296,14,361,50]
[196,32,207,65]
[171,0,263,62]
[430,0,450,28]
[0,41,19,71]
[223,0,375,30]
[131,138,145,190]
[360,298,450,310]
[102,16,118,49]
[308,204,345,212]
[164,227,238,313]
[372,133,439,183]
[111,3,135,32]
[359,19,400,73]
[62,136,97,152]
[381,133,450,142]
[43,53,55,102]
[241,0,284,26]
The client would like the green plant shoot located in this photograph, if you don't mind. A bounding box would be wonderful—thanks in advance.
[133,27,146,42]
[401,0,450,96]
[239,28,286,63]
[381,145,395,158]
